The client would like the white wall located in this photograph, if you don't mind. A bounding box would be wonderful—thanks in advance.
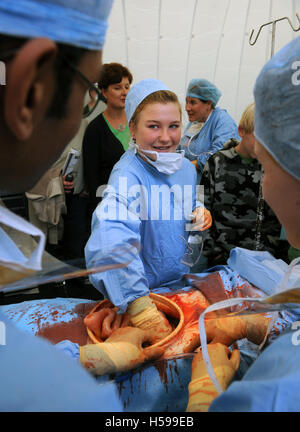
[102,0,300,125]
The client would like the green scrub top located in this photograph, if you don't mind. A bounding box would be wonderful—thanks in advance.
[103,114,131,151]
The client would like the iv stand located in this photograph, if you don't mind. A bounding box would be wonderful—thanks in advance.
[249,13,300,251]
[249,13,300,57]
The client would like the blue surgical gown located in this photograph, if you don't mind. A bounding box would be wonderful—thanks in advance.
[85,149,199,313]
[180,107,239,172]
[210,329,300,412]
[0,224,122,412]
[0,311,122,411]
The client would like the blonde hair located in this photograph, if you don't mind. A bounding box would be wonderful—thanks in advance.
[130,90,182,127]
[239,102,255,134]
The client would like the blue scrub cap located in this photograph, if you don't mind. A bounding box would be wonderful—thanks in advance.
[125,78,170,123]
[186,78,222,108]
[254,35,300,181]
[0,0,114,50]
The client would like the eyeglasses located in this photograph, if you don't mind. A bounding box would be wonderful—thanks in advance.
[0,49,102,118]
[61,55,102,118]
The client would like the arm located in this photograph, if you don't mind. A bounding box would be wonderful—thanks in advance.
[186,343,240,412]
[196,111,239,170]
[85,189,149,314]
[79,327,163,375]
[56,328,163,376]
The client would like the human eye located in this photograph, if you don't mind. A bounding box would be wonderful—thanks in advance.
[170,123,180,129]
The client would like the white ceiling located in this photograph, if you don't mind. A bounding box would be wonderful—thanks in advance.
[102,0,300,124]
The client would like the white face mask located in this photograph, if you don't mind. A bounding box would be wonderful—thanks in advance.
[0,206,45,287]
[138,147,185,175]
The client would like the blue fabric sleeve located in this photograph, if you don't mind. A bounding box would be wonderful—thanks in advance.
[85,192,149,314]
[196,110,239,169]
[55,340,80,361]
[0,311,123,412]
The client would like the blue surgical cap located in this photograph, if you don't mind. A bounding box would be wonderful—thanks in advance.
[125,79,170,123]
[186,78,222,108]
[254,35,300,181]
[0,0,114,50]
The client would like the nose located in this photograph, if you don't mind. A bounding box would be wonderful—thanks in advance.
[159,128,171,143]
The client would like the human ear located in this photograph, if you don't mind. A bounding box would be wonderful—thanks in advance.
[4,38,57,140]
[129,121,136,139]
[100,87,108,103]
[238,125,245,138]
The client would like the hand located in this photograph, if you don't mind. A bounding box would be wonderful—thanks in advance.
[79,327,163,376]
[127,296,173,344]
[191,160,198,168]
[62,175,74,194]
[186,343,240,412]
[191,343,240,380]
[205,314,270,346]
[190,206,212,231]
[105,326,164,362]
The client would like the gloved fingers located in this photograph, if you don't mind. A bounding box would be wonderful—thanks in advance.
[205,320,232,346]
[120,313,131,327]
[196,208,212,231]
[111,313,123,332]
[210,344,240,374]
[139,327,164,347]
[84,307,111,340]
[190,208,212,231]
[143,345,164,361]
[229,349,240,371]
[105,326,145,345]
[101,309,117,339]
[202,208,212,230]
[209,342,232,364]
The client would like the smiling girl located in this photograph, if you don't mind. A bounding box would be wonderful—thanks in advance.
[85,79,211,342]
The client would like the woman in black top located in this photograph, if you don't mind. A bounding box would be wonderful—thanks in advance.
[82,62,133,229]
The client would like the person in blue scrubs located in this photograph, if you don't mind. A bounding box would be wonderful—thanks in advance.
[179,78,240,180]
[186,35,300,412]
[0,0,161,412]
[85,79,212,343]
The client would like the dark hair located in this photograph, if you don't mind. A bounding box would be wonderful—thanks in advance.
[98,62,133,89]
[0,34,86,118]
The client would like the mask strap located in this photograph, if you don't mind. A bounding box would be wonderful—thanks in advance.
[128,138,140,154]
[198,297,265,395]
